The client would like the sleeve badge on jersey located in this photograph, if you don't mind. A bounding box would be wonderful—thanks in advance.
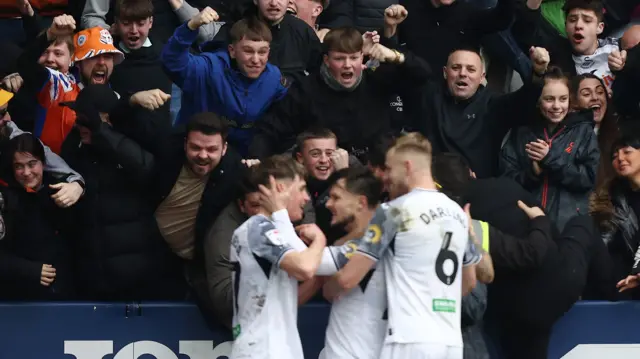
[344,242,358,259]
[365,225,382,244]
[264,229,284,246]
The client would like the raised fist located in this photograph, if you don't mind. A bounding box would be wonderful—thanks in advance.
[2,73,23,93]
[188,7,219,30]
[48,14,76,39]
[608,49,627,72]
[369,43,398,63]
[384,5,408,26]
[529,46,550,75]
[130,89,171,110]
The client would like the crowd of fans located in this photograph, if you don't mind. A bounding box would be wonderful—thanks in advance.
[0,0,639,357]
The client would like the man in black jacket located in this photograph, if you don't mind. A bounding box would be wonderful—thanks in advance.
[61,84,185,300]
[147,112,246,327]
[410,46,548,178]
[249,27,430,162]
[110,0,173,126]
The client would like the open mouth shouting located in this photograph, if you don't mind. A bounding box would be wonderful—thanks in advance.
[91,68,108,84]
[126,35,140,46]
[590,103,603,120]
[454,79,469,91]
[340,71,354,82]
[572,33,585,44]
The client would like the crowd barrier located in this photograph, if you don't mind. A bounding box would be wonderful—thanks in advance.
[1,300,639,358]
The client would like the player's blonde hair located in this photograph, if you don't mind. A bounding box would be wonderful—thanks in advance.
[390,132,432,157]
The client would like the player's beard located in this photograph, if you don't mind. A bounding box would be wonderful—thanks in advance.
[332,214,356,232]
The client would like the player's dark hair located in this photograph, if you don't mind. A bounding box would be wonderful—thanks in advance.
[366,133,396,169]
[327,167,382,209]
[432,152,473,206]
[249,154,306,190]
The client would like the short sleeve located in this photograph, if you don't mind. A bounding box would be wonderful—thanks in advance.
[463,237,482,267]
[356,206,397,261]
[247,217,295,266]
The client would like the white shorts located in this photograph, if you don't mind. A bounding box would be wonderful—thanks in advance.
[379,343,463,359]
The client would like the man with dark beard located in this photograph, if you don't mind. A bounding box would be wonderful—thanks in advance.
[320,167,387,359]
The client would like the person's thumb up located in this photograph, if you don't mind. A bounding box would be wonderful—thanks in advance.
[517,200,545,219]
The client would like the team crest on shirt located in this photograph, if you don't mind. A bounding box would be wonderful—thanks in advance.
[365,225,382,244]
[264,229,284,246]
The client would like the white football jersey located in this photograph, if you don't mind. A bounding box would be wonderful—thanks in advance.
[356,189,482,347]
[322,240,387,359]
[229,212,302,359]
[230,210,338,359]
[573,37,619,91]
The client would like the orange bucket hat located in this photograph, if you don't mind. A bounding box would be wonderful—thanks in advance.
[73,27,125,65]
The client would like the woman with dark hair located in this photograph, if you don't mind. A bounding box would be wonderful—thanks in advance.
[500,67,600,231]
[0,133,75,300]
[570,73,620,188]
[590,124,640,299]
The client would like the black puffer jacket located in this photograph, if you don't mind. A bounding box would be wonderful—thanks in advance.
[0,175,75,300]
[61,121,184,301]
[499,111,600,231]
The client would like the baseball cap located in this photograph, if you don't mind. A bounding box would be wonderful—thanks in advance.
[0,89,14,107]
[73,27,125,65]
[60,84,120,115]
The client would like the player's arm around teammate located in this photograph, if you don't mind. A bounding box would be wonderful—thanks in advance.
[323,206,396,300]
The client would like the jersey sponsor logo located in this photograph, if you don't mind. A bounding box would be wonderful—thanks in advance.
[365,225,382,244]
[64,340,233,359]
[432,298,456,313]
[264,229,284,246]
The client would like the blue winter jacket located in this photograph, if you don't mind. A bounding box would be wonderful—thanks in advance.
[162,23,288,154]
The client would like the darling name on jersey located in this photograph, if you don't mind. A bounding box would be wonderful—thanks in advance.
[419,206,466,227]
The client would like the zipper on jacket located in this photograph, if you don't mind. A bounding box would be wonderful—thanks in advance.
[540,126,565,208]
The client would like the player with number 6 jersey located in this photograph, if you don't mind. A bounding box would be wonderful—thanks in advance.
[323,133,482,359]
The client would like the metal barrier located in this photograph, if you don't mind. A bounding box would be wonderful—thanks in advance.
[0,301,639,358]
